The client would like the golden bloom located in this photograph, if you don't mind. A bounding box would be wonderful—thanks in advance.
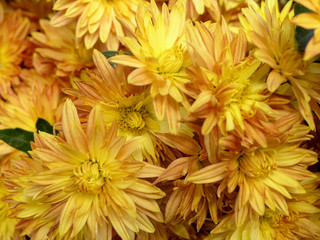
[240,0,320,130]
[110,1,192,134]
[187,118,318,226]
[67,50,185,164]
[6,100,165,240]
[207,204,320,240]
[0,10,30,95]
[185,20,278,162]
[0,181,24,240]
[0,70,61,132]
[50,0,143,49]
[31,20,93,77]
[291,0,320,60]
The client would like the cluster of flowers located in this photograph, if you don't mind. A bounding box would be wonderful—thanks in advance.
[0,0,320,239]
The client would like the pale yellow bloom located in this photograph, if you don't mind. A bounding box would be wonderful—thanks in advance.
[240,0,320,130]
[31,20,93,77]
[187,118,318,226]
[0,10,30,96]
[110,1,192,134]
[5,100,165,240]
[51,0,143,49]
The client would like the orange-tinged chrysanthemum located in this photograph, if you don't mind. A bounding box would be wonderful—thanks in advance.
[31,20,93,77]
[66,50,188,164]
[240,0,320,130]
[153,133,219,231]
[50,0,143,49]
[0,181,24,240]
[207,203,320,240]
[185,20,280,163]
[0,71,61,131]
[187,118,318,226]
[110,1,192,134]
[0,10,30,95]
[291,0,320,60]
[6,100,165,240]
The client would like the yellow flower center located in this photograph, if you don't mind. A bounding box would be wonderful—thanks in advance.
[157,45,184,73]
[118,105,151,135]
[262,209,282,227]
[239,151,276,178]
[74,161,109,194]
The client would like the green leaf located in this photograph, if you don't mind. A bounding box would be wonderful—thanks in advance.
[101,51,133,67]
[36,118,54,134]
[0,128,34,153]
[294,3,314,52]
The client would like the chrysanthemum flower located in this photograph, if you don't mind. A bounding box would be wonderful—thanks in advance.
[110,1,192,134]
[291,0,320,60]
[0,71,61,131]
[207,202,320,240]
[187,117,318,226]
[208,175,320,240]
[185,20,278,162]
[153,133,219,231]
[0,10,30,95]
[5,100,165,240]
[0,181,24,240]
[50,0,143,49]
[66,50,187,164]
[240,0,320,130]
[31,20,93,77]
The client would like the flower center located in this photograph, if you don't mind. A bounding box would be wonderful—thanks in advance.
[74,161,109,194]
[118,105,151,135]
[239,150,276,178]
[158,45,184,73]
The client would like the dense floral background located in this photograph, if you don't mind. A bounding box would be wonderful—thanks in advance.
[0,0,320,239]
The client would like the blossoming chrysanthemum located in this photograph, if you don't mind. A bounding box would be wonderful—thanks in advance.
[66,50,186,164]
[153,133,219,231]
[0,71,60,131]
[5,100,165,240]
[207,203,320,240]
[0,9,30,95]
[187,117,318,226]
[0,181,24,240]
[110,0,192,134]
[291,0,320,60]
[185,20,279,162]
[31,20,93,77]
[50,0,143,49]
[240,0,320,130]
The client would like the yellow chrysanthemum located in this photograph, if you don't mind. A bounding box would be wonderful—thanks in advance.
[185,20,280,163]
[66,50,186,164]
[240,0,320,130]
[187,118,318,226]
[110,1,192,134]
[0,181,24,240]
[50,0,143,49]
[31,20,93,77]
[207,203,320,240]
[6,100,165,240]
[153,133,219,231]
[291,0,320,60]
[0,10,30,95]
[0,71,61,131]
